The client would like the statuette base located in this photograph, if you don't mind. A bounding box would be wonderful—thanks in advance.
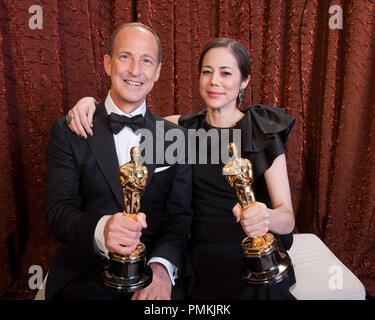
[240,238,293,286]
[103,242,152,293]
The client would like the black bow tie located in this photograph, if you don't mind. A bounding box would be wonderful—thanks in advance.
[108,112,145,134]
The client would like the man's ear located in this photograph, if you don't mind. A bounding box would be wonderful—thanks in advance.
[154,63,162,82]
[104,54,111,76]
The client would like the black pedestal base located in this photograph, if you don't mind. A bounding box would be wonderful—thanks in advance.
[103,249,153,293]
[240,240,293,286]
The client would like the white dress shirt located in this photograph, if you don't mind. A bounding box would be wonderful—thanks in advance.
[93,91,176,285]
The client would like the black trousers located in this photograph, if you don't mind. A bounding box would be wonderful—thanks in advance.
[52,262,187,300]
[52,263,132,300]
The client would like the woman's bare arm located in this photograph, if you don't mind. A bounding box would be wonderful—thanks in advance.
[264,153,295,234]
[164,115,181,124]
[67,98,182,138]
[67,97,97,138]
[232,154,295,238]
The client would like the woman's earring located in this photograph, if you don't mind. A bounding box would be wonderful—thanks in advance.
[238,88,245,109]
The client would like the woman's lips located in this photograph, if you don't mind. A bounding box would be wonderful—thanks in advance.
[207,91,224,98]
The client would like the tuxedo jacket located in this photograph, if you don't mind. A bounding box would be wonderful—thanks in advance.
[45,102,192,299]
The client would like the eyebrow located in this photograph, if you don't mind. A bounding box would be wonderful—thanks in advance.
[119,51,156,61]
[141,54,156,61]
[119,50,131,55]
[202,65,233,70]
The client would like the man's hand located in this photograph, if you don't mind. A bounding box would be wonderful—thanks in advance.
[131,262,172,300]
[104,212,147,255]
[232,202,270,238]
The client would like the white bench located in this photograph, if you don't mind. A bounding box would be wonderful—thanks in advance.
[289,233,365,300]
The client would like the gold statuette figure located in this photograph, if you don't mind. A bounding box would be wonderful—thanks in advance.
[120,146,148,217]
[103,146,152,292]
[223,143,273,251]
[118,146,148,257]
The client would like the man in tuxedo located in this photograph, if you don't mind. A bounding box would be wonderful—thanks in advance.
[45,23,192,300]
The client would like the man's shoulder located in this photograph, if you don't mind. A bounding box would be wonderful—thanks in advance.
[93,101,106,118]
[50,115,69,134]
[150,112,186,132]
[49,115,87,146]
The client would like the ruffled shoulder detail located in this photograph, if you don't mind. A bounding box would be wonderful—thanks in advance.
[241,104,295,153]
[238,105,295,180]
[247,104,295,137]
[178,109,208,129]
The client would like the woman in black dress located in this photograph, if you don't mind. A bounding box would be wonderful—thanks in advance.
[67,38,296,300]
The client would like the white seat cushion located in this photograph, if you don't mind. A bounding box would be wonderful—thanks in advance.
[289,233,365,300]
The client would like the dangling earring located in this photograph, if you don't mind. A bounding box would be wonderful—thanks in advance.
[238,88,245,109]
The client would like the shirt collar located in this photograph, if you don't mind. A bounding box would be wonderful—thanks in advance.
[104,91,146,117]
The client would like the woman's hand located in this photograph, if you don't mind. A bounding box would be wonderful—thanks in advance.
[67,97,97,138]
[232,202,270,238]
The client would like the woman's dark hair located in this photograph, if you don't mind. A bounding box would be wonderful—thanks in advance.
[198,38,251,81]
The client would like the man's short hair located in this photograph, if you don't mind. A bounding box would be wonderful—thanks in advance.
[108,22,162,64]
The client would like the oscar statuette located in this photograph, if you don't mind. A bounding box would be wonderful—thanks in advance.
[103,146,152,292]
[223,143,293,285]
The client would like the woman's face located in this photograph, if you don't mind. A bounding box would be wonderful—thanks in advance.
[199,47,249,111]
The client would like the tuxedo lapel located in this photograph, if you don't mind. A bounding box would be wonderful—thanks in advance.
[86,103,123,209]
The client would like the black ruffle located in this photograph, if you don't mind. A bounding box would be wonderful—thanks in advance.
[241,104,295,152]
[242,105,295,180]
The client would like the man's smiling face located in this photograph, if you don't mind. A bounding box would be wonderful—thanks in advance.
[104,26,161,113]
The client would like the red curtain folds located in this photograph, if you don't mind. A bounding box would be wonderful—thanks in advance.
[0,0,374,299]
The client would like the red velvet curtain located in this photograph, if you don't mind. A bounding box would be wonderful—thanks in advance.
[0,0,374,299]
